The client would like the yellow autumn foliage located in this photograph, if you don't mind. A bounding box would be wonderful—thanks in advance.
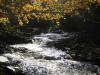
[0,0,100,26]
[0,18,10,25]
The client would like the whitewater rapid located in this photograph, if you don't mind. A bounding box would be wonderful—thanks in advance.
[0,32,99,75]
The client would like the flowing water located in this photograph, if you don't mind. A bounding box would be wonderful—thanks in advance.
[0,32,100,75]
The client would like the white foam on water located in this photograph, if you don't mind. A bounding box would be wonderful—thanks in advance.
[0,33,99,75]
[33,37,53,43]
[10,43,66,59]
[11,43,42,51]
[7,66,16,71]
[37,33,67,41]
[0,56,9,62]
[3,53,97,75]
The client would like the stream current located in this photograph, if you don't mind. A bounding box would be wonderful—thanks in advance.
[0,32,100,75]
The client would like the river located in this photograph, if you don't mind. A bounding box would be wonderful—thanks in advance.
[0,32,100,75]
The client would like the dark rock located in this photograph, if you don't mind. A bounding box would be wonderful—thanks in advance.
[0,62,25,75]
[0,44,12,54]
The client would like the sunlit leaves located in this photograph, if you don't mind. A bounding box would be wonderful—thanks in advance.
[18,19,23,26]
[0,18,9,25]
[0,0,100,27]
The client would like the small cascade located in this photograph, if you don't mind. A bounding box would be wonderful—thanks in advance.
[0,32,100,75]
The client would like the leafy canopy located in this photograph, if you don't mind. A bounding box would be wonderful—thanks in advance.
[0,0,100,27]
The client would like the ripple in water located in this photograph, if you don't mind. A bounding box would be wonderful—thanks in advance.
[0,33,100,75]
